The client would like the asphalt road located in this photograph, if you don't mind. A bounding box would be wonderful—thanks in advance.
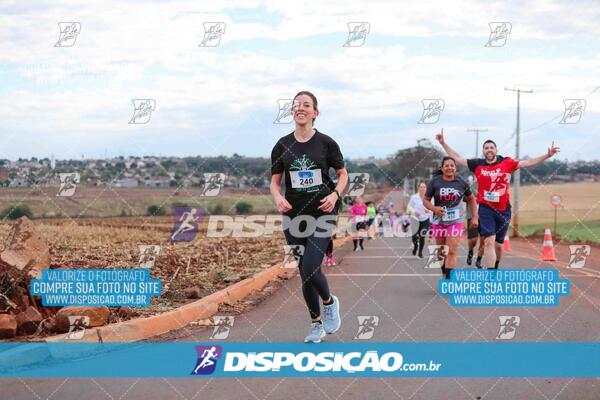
[3,192,599,399]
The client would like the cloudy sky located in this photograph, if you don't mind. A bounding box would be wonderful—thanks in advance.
[1,0,599,161]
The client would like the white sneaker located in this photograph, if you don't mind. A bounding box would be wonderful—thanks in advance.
[304,322,326,343]
[322,295,341,334]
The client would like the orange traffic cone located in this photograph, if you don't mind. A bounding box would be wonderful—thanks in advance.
[503,235,512,252]
[541,227,557,261]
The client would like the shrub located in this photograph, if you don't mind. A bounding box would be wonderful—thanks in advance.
[235,201,253,214]
[147,205,165,216]
[0,204,33,220]
[210,203,225,215]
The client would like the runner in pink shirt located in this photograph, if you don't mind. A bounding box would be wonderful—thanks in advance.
[350,196,368,251]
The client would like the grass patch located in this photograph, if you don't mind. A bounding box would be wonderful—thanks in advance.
[519,220,600,243]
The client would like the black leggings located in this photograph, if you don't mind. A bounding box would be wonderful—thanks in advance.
[326,239,333,256]
[284,225,332,320]
[412,219,430,254]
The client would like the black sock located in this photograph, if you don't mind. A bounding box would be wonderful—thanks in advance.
[313,320,322,324]
[359,238,364,248]
[353,239,357,249]
[494,260,500,269]
[476,256,482,263]
[468,249,473,257]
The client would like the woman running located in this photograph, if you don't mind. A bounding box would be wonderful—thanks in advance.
[407,182,433,258]
[366,201,377,239]
[423,157,478,279]
[270,90,348,343]
[350,196,368,251]
[388,202,399,235]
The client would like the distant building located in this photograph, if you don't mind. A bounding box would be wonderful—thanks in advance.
[9,178,27,187]
[109,178,139,188]
[144,178,171,188]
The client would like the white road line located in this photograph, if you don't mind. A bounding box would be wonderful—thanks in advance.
[574,267,600,276]
[345,256,420,259]
[344,255,519,259]
[367,246,420,250]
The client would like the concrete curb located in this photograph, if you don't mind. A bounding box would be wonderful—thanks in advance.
[43,235,351,343]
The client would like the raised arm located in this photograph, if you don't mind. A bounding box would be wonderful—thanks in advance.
[517,141,560,169]
[435,128,467,167]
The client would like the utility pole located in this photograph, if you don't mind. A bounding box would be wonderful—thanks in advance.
[504,87,533,237]
[467,128,488,157]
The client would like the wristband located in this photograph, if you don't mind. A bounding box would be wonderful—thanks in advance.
[333,189,340,199]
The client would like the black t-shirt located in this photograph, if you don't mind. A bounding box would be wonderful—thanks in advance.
[271,130,344,218]
[425,174,472,225]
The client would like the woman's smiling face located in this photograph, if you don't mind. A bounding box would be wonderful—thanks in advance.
[293,94,318,125]
[442,159,456,177]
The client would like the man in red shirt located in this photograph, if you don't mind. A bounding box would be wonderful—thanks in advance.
[435,129,560,269]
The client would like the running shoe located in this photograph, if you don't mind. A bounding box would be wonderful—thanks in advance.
[466,252,473,266]
[304,322,326,343]
[475,259,482,269]
[328,256,337,267]
[323,295,341,334]
[323,257,331,267]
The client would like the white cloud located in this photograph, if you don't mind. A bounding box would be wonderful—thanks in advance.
[0,0,599,160]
